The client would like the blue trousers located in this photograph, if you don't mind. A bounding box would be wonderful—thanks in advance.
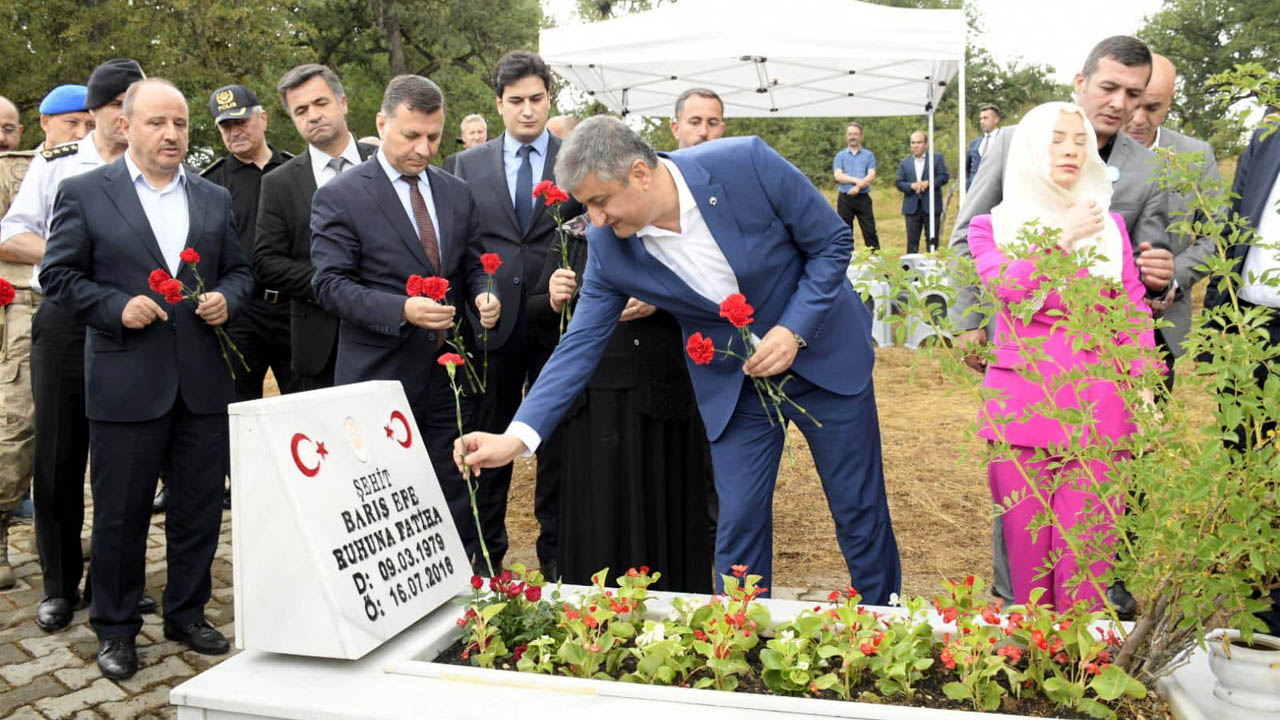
[709,374,901,604]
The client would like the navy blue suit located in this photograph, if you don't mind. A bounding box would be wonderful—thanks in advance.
[310,156,489,562]
[965,136,983,189]
[895,152,949,253]
[511,137,900,601]
[40,157,253,640]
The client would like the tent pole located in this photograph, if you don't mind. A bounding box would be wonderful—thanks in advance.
[958,55,967,210]
[928,105,936,250]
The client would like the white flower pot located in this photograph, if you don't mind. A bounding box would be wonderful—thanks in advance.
[1205,629,1280,712]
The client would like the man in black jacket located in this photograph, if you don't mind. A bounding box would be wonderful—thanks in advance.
[41,79,253,679]
[253,64,375,390]
[451,51,583,578]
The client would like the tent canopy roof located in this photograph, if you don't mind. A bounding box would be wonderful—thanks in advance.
[540,0,965,118]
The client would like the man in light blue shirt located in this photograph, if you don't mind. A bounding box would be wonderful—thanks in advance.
[832,122,879,250]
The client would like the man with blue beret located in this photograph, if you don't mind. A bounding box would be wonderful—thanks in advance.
[37,85,94,151]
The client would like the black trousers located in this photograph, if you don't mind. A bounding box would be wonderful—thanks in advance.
[30,300,90,601]
[904,209,943,254]
[837,192,879,250]
[474,313,562,569]
[225,297,298,400]
[411,354,482,565]
[88,393,226,640]
[294,345,336,392]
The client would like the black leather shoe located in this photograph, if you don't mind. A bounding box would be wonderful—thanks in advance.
[1108,581,1138,621]
[164,619,229,655]
[97,636,138,680]
[540,558,560,583]
[36,597,76,632]
[137,594,159,614]
[151,487,168,514]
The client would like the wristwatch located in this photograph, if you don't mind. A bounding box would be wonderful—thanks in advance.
[793,331,807,349]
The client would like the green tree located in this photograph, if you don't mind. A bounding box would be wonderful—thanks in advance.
[1137,0,1280,154]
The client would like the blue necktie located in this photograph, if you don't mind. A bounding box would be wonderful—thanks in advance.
[515,145,533,233]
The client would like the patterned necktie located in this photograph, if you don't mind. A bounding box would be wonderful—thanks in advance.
[514,145,534,233]
[401,175,441,275]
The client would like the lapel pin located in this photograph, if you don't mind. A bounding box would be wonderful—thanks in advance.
[1106,165,1121,183]
[709,196,718,206]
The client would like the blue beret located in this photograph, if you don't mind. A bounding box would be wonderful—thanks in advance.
[39,85,88,116]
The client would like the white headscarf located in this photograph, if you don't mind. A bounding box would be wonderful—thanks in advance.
[990,102,1124,283]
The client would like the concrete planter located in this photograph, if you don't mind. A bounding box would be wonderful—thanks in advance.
[1204,629,1280,713]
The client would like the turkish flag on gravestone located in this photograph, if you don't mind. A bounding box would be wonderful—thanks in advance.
[228,381,469,660]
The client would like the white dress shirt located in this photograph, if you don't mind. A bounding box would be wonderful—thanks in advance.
[376,149,442,254]
[0,132,107,291]
[913,155,926,183]
[310,134,362,189]
[1238,167,1280,308]
[124,152,189,275]
[502,129,550,206]
[507,157,743,455]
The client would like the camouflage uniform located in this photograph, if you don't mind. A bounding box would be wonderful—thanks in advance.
[0,148,35,588]
[0,149,36,513]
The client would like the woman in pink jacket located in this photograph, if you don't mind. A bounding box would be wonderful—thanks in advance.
[968,102,1156,611]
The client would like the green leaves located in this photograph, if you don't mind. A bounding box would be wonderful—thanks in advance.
[1088,664,1147,701]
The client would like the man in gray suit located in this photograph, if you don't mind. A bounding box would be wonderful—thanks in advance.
[1125,53,1222,384]
[947,36,1174,610]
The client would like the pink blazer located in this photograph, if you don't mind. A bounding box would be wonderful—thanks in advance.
[969,213,1157,450]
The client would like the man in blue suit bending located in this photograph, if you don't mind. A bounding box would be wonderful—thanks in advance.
[456,116,900,602]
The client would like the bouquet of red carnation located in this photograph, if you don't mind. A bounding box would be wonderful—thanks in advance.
[532,180,575,334]
[148,248,248,379]
[686,294,821,459]
[479,253,502,387]
[0,277,15,363]
[438,352,494,576]
[407,273,484,393]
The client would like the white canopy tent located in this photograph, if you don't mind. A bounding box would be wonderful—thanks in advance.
[539,0,970,232]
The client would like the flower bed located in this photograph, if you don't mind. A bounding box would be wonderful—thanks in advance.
[388,565,1174,720]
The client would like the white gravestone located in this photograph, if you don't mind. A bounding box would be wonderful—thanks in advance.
[229,380,469,660]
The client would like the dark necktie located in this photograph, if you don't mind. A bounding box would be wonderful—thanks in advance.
[514,145,534,233]
[401,175,441,274]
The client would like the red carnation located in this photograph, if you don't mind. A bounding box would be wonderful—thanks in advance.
[437,353,465,368]
[406,274,424,297]
[148,269,172,293]
[470,574,483,590]
[0,278,14,307]
[525,585,541,603]
[532,179,554,198]
[719,293,754,328]
[179,247,200,264]
[686,332,715,365]
[542,186,570,206]
[481,252,502,274]
[159,279,185,304]
[421,276,449,302]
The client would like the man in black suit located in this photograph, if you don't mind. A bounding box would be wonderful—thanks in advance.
[253,65,375,390]
[451,51,583,578]
[40,78,253,679]
[311,74,500,566]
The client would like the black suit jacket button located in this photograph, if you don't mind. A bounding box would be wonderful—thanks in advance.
[512,277,521,285]
[428,332,435,341]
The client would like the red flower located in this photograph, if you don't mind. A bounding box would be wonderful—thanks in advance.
[406,274,424,297]
[0,278,14,307]
[718,293,754,328]
[159,279,185,305]
[860,641,879,656]
[1053,651,1069,664]
[421,275,449,301]
[542,186,570,205]
[940,646,956,670]
[686,332,715,365]
[470,574,483,590]
[512,644,528,662]
[639,565,650,575]
[525,585,541,603]
[1031,629,1048,651]
[532,179,554,198]
[148,269,172,293]
[564,607,579,621]
[1097,649,1112,664]
[585,615,598,629]
[180,248,200,264]
[964,575,975,587]
[941,606,958,624]
[827,590,841,603]
[730,564,748,577]
[437,353,465,368]
[481,253,502,274]
[981,606,1000,625]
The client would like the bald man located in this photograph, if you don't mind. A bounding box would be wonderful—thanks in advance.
[0,97,24,151]
[1125,53,1222,377]
[546,114,579,139]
